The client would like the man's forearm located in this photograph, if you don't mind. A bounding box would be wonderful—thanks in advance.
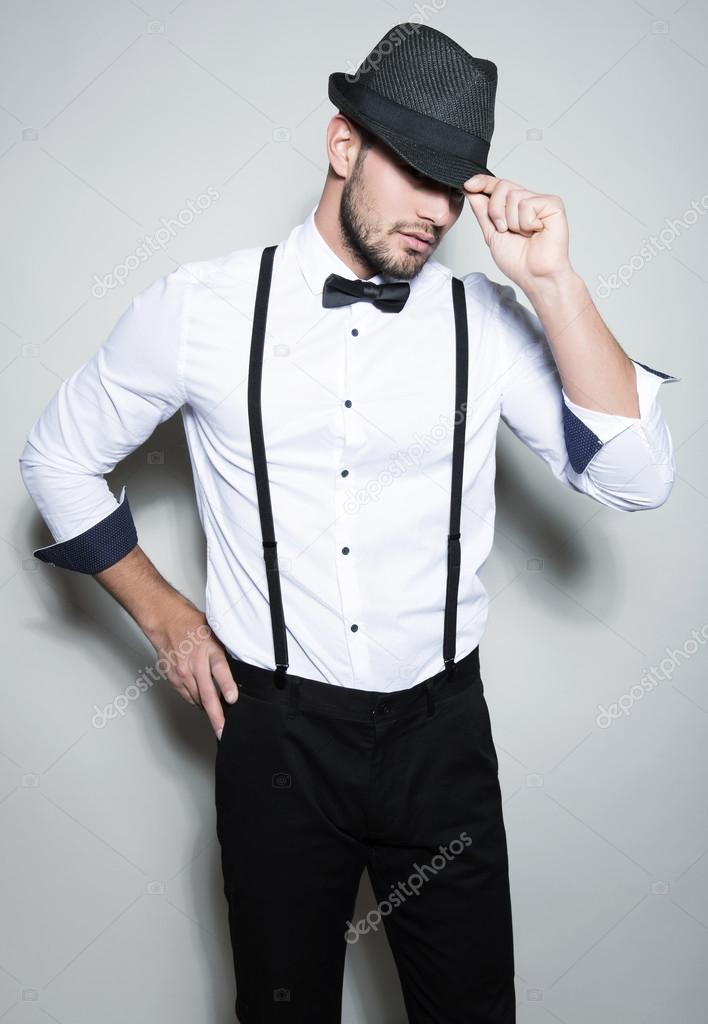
[94,544,195,641]
[523,269,640,418]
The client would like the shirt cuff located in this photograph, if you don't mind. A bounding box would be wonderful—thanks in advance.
[561,359,681,473]
[32,485,138,573]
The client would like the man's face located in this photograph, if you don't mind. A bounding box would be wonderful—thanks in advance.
[339,132,466,281]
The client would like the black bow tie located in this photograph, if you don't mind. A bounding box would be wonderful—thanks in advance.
[322,273,411,313]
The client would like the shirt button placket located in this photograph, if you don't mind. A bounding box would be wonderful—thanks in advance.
[335,306,368,681]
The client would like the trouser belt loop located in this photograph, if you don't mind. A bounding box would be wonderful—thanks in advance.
[286,677,301,719]
[424,678,436,718]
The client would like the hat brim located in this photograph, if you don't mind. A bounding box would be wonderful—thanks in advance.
[329,73,495,190]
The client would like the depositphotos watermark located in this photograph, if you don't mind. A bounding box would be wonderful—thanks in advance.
[595,623,708,729]
[344,830,472,943]
[344,400,468,514]
[595,192,708,298]
[344,2,447,82]
[90,187,220,298]
[91,623,213,728]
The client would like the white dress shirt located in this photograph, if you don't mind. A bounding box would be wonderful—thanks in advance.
[19,204,680,692]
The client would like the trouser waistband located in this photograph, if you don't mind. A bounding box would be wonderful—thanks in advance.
[220,645,481,723]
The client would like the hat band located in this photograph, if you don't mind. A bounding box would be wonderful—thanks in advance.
[330,74,491,168]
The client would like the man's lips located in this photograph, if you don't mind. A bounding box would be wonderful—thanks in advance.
[399,231,435,251]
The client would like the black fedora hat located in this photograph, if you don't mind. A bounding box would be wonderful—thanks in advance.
[328,22,497,190]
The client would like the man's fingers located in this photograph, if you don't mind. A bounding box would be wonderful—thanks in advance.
[465,191,496,246]
[210,648,239,704]
[195,669,227,738]
[463,173,496,193]
[175,662,201,706]
[503,188,533,234]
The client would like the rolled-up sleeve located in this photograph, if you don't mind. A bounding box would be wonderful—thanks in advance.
[19,269,189,572]
[493,279,681,511]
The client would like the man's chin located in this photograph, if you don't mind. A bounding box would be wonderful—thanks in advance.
[390,249,435,280]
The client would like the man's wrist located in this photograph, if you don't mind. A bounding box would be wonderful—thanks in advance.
[520,265,584,309]
[141,590,202,646]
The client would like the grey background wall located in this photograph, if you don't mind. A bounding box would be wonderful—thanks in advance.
[3,1,706,1022]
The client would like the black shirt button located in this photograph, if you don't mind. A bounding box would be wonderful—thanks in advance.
[344,399,352,408]
[342,546,349,555]
[351,328,359,336]
[350,623,358,632]
[341,468,349,477]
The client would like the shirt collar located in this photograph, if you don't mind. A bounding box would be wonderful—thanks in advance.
[290,203,444,299]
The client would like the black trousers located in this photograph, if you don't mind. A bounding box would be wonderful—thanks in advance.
[214,645,516,1023]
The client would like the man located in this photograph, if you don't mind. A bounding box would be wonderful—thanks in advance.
[19,22,678,1024]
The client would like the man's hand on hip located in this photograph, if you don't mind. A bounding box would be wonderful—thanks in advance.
[144,600,239,740]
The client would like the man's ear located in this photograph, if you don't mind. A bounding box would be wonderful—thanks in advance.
[326,113,360,178]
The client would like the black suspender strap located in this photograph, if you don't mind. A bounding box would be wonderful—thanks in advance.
[247,243,290,688]
[442,275,469,673]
